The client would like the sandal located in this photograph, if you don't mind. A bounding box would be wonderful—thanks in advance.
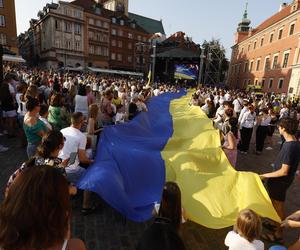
[261,233,283,244]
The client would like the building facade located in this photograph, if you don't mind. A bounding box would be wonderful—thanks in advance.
[19,0,165,73]
[228,0,300,97]
[0,0,18,54]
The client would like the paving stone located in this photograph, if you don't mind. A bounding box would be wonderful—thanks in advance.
[0,133,299,250]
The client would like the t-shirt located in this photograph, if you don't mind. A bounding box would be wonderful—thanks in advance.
[59,127,87,170]
[23,119,47,144]
[225,231,264,250]
[233,98,243,113]
[273,141,300,184]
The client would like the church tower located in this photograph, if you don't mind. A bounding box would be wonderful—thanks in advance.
[234,2,251,44]
[237,2,251,32]
[103,0,129,16]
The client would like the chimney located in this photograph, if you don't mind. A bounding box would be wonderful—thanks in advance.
[279,3,288,12]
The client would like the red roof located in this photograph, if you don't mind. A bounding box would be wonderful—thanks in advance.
[239,4,293,42]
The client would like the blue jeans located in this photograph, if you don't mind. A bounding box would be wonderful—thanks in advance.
[269,246,287,250]
[27,142,38,159]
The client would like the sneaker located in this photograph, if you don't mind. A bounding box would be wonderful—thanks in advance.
[265,147,273,150]
[0,145,9,153]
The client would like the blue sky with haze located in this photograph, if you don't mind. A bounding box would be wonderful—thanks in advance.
[15,0,287,57]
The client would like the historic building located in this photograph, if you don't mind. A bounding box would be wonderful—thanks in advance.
[19,2,85,68]
[19,0,165,73]
[228,1,300,97]
[0,0,18,54]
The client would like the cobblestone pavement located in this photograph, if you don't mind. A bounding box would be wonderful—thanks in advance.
[0,132,299,250]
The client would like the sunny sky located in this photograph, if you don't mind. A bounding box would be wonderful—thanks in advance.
[15,0,288,57]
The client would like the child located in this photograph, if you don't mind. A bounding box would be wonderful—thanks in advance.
[115,104,125,124]
[225,209,264,250]
[39,104,52,130]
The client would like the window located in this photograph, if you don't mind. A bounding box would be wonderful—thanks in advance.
[103,22,109,29]
[269,33,274,43]
[55,20,61,30]
[117,53,122,61]
[0,0,3,8]
[96,20,102,27]
[241,47,244,54]
[278,78,284,89]
[118,30,123,36]
[89,18,94,25]
[256,59,261,71]
[253,41,257,50]
[96,33,101,41]
[248,44,251,51]
[96,46,101,55]
[250,61,254,72]
[128,33,133,39]
[289,23,295,36]
[75,41,81,51]
[89,31,94,39]
[128,42,132,49]
[264,57,270,70]
[255,79,258,85]
[120,20,124,26]
[55,39,61,48]
[112,17,116,24]
[74,11,82,18]
[0,15,5,26]
[111,29,116,35]
[0,33,6,45]
[269,79,273,89]
[111,53,116,60]
[244,61,248,72]
[118,41,122,48]
[89,45,94,54]
[65,22,72,33]
[272,55,279,69]
[74,24,81,34]
[278,29,283,40]
[260,37,264,47]
[128,56,132,62]
[131,23,136,29]
[282,53,290,68]
[111,39,116,46]
[64,8,72,16]
[137,35,141,41]
[262,79,265,88]
[65,40,72,50]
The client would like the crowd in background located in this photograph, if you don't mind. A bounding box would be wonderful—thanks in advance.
[0,65,299,249]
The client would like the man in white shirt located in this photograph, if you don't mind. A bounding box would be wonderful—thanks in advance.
[59,112,95,215]
[233,94,243,118]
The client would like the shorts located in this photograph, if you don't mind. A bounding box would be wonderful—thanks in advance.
[66,166,86,184]
[2,110,17,118]
[267,178,291,202]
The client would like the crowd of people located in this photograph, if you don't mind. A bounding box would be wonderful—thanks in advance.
[0,65,299,249]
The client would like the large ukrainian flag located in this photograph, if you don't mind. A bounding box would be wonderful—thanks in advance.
[77,91,280,228]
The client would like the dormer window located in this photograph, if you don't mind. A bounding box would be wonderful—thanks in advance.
[131,23,136,29]
[95,7,101,15]
[112,17,116,24]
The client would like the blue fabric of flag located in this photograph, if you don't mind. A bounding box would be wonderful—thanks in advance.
[77,91,185,222]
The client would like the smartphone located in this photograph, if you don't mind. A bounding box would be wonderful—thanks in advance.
[68,152,78,166]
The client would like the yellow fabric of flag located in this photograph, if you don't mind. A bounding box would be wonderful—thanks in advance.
[161,92,281,229]
[146,69,152,87]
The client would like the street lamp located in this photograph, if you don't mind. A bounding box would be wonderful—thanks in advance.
[151,44,156,86]
[198,46,205,86]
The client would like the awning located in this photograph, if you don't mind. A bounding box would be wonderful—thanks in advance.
[2,54,26,63]
[87,67,143,77]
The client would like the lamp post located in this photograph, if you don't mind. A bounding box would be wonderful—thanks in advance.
[152,44,156,86]
[198,47,205,86]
